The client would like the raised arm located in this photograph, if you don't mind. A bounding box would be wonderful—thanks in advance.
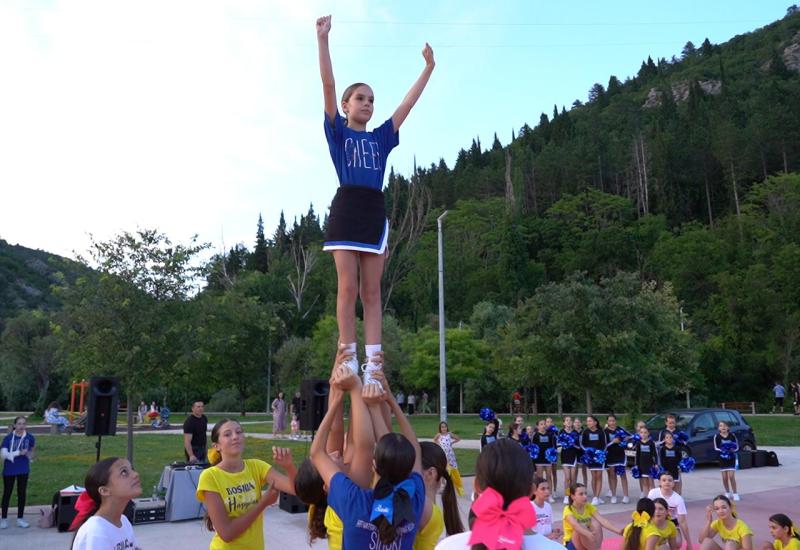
[391,43,435,131]
[310,377,345,488]
[380,375,422,473]
[266,446,297,495]
[346,375,377,489]
[316,15,337,123]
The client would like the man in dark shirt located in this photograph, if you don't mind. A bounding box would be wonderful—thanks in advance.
[183,401,208,463]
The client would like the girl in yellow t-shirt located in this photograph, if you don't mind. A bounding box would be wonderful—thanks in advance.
[196,419,297,550]
[761,514,800,550]
[563,483,623,550]
[622,498,659,550]
[414,442,464,550]
[651,497,680,550]
[699,494,753,550]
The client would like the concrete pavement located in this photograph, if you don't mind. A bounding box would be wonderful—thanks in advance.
[2,444,798,549]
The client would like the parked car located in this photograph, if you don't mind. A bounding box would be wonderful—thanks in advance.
[625,408,757,465]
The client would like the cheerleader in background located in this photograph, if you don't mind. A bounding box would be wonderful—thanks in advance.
[560,416,580,505]
[604,414,630,504]
[634,425,658,497]
[714,421,740,501]
[573,417,589,487]
[658,414,683,494]
[658,433,683,490]
[480,421,497,450]
[580,416,608,505]
[508,422,523,444]
[532,419,557,503]
[760,514,800,550]
[545,417,559,498]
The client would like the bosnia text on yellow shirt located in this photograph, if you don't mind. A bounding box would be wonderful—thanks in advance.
[563,503,596,543]
[710,519,753,544]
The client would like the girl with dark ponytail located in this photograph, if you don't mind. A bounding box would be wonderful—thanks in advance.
[762,514,800,550]
[414,442,464,549]
[312,357,425,549]
[699,494,753,550]
[622,498,657,550]
[70,457,141,550]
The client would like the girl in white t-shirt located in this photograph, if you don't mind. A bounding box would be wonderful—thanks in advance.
[69,456,141,550]
[531,476,563,541]
[436,439,564,550]
[647,472,691,547]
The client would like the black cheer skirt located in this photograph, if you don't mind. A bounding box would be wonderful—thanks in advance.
[323,185,388,254]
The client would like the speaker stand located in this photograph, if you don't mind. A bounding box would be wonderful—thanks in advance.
[95,435,102,463]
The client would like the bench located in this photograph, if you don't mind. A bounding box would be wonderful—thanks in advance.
[720,401,756,414]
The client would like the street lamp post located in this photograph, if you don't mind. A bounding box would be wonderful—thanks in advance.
[437,211,449,423]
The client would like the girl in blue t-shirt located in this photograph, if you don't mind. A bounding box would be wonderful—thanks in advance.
[1,416,35,529]
[316,14,436,384]
[312,358,425,550]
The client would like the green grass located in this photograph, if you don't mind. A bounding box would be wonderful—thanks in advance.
[22,433,480,506]
[743,415,800,446]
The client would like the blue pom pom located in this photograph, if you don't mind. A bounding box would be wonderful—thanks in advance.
[580,449,594,465]
[649,466,663,479]
[520,432,531,446]
[614,465,626,477]
[593,450,607,465]
[631,466,641,479]
[614,428,631,447]
[631,433,641,442]
[548,425,559,434]
[479,408,496,422]
[679,457,696,473]
[545,448,559,464]
[675,431,689,445]
[557,433,575,448]
[526,444,539,460]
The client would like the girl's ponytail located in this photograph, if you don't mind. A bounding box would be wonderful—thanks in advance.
[294,458,329,543]
[69,457,120,546]
[420,441,464,536]
[623,499,655,550]
[769,514,800,542]
[440,463,465,535]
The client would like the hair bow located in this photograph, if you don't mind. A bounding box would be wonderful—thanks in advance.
[370,478,416,527]
[207,447,221,465]
[469,487,537,550]
[632,511,651,527]
[68,491,97,531]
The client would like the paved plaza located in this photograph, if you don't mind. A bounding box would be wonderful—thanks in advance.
[1,440,799,549]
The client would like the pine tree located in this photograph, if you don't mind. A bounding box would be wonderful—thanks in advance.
[681,41,696,59]
[250,214,270,273]
[701,38,713,56]
[273,211,288,254]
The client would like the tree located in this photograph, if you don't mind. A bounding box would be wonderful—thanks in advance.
[58,229,209,464]
[681,41,696,59]
[0,310,62,411]
[249,214,270,273]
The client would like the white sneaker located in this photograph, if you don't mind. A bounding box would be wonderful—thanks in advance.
[622,496,630,504]
[16,518,29,528]
[0,519,8,529]
[361,356,385,390]
[563,496,570,504]
[725,492,732,499]
[598,497,605,504]
[733,493,741,501]
[341,353,359,376]
[606,490,613,498]
[591,497,600,505]
[611,496,618,504]
[548,496,555,503]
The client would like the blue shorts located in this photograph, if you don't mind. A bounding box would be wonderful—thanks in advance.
[566,540,578,550]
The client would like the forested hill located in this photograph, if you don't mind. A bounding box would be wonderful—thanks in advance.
[0,239,90,329]
[387,8,800,227]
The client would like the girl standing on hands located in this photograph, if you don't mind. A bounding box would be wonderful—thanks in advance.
[316,14,435,383]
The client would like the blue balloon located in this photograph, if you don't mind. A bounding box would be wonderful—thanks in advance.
[479,407,496,422]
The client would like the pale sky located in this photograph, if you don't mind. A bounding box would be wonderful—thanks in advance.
[0,1,787,260]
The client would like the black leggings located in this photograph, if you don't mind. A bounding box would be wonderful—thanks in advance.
[2,474,28,519]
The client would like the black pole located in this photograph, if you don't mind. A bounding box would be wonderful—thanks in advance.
[96,435,102,463]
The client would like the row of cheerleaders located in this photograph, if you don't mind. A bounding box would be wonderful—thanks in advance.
[476,408,741,479]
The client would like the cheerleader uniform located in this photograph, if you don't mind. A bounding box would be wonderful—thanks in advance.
[714,433,738,472]
[658,443,683,482]
[532,430,555,467]
[581,428,608,471]
[635,438,658,473]
[322,113,398,254]
[603,427,627,470]
[560,429,580,468]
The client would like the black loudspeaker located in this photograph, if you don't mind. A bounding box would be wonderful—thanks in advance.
[737,451,753,469]
[753,449,768,467]
[299,379,329,431]
[86,376,120,436]
[766,450,780,466]
[279,491,309,514]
